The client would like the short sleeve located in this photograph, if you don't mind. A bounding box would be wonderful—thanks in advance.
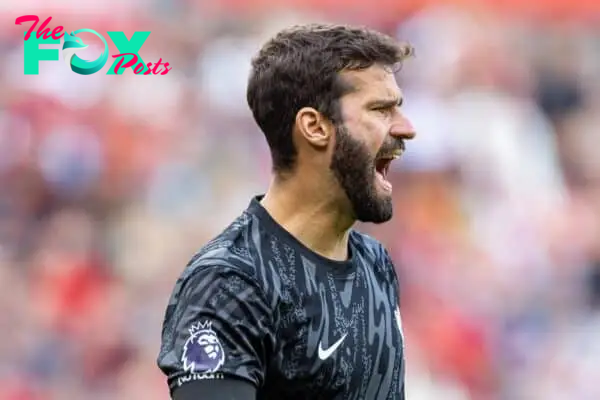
[157,265,275,395]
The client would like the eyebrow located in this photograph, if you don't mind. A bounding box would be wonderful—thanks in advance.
[366,97,403,109]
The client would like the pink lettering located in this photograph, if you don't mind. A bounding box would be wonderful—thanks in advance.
[15,15,64,40]
[112,53,139,73]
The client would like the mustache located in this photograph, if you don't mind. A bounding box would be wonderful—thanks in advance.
[376,139,405,158]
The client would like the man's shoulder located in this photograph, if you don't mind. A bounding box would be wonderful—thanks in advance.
[349,230,389,262]
[350,230,397,282]
[175,208,287,300]
[182,211,261,283]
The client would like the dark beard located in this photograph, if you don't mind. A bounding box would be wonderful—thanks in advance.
[330,124,393,223]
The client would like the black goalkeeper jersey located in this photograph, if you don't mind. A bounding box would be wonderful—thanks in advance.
[157,196,406,399]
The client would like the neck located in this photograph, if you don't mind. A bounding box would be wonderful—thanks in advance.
[260,173,355,261]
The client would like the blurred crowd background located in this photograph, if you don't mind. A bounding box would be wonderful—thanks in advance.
[1,0,600,399]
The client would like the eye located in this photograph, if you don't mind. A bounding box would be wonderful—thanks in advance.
[373,99,403,115]
[374,106,395,117]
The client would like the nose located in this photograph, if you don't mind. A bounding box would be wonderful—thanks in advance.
[389,115,416,140]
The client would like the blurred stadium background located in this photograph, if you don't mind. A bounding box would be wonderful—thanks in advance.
[2,0,600,399]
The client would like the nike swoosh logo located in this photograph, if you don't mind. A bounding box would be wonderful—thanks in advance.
[318,333,347,360]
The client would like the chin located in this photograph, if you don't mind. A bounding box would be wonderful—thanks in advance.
[357,213,393,224]
[354,196,394,224]
[376,189,394,202]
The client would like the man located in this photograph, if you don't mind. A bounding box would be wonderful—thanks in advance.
[157,23,416,399]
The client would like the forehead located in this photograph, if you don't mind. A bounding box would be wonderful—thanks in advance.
[339,64,402,104]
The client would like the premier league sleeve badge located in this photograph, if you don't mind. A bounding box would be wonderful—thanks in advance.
[181,321,226,374]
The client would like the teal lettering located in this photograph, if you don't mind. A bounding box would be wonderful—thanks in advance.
[23,32,59,74]
[106,31,150,74]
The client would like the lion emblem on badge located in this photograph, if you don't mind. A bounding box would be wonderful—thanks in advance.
[181,321,225,374]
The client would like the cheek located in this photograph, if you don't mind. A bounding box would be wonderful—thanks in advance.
[361,117,388,150]
[343,113,386,153]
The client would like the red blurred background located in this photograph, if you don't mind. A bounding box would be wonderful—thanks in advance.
[1,1,600,399]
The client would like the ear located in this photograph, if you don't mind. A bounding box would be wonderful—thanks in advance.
[295,107,334,149]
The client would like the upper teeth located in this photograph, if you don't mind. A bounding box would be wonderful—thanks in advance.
[389,150,403,159]
[378,149,404,162]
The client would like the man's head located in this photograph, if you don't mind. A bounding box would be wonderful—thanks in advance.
[247,24,415,223]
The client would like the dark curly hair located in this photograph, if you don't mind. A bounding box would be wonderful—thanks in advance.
[247,23,414,174]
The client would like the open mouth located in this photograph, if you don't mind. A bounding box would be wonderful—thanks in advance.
[374,145,404,193]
